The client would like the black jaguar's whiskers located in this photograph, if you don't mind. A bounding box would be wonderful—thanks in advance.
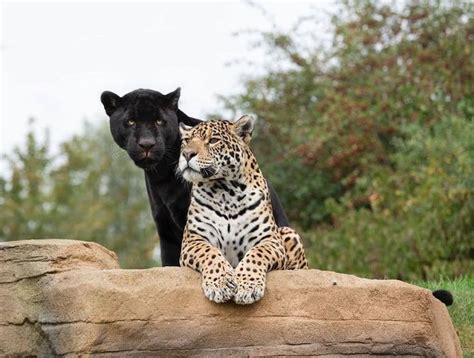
[146,163,159,173]
[175,167,188,182]
[109,146,128,161]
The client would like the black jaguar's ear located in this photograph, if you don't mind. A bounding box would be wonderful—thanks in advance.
[165,87,181,110]
[178,111,202,127]
[233,114,257,143]
[179,122,192,137]
[101,91,122,116]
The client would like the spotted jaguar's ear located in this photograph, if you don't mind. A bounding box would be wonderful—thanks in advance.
[179,122,192,137]
[165,87,181,110]
[101,91,122,116]
[233,114,256,143]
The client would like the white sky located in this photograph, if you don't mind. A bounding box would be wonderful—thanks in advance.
[1,1,335,162]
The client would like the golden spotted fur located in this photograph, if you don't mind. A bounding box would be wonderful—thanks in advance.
[177,115,308,304]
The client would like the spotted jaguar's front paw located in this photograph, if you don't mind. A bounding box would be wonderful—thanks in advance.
[201,266,237,303]
[234,277,266,305]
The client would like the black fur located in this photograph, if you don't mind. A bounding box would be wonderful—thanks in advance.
[432,289,454,306]
[101,88,289,266]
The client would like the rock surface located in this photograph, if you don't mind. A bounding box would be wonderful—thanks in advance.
[0,239,462,357]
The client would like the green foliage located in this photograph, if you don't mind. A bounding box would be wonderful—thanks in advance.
[218,0,473,279]
[0,120,157,268]
[306,115,473,280]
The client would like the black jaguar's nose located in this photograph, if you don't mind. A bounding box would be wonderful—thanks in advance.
[182,148,197,162]
[138,138,156,152]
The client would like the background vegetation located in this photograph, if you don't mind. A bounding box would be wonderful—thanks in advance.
[216,0,473,281]
[0,121,156,268]
[1,1,472,276]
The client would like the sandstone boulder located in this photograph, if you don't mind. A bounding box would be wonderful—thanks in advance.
[0,239,462,357]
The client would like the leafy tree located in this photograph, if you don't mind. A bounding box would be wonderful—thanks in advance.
[220,0,473,225]
[307,114,474,280]
[0,120,157,268]
[217,0,473,279]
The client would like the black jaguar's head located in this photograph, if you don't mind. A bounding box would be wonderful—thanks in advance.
[100,88,198,171]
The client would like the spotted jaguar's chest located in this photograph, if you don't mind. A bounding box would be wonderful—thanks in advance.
[186,182,275,268]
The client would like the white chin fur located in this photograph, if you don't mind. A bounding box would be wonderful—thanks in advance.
[181,168,203,183]
[178,156,188,173]
[178,155,203,183]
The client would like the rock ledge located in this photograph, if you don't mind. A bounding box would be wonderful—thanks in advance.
[0,239,462,357]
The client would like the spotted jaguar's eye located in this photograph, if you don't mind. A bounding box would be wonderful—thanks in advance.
[127,120,136,127]
[156,119,164,126]
[208,137,220,145]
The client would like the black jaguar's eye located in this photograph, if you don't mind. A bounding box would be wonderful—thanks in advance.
[127,120,136,127]
[209,137,220,144]
[156,119,164,126]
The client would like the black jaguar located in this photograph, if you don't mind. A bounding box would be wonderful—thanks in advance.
[100,88,289,266]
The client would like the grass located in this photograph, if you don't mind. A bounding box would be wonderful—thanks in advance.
[415,276,473,356]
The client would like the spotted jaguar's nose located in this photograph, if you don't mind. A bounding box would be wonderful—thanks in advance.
[182,148,197,162]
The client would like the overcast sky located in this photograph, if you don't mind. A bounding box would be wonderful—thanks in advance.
[1,1,335,161]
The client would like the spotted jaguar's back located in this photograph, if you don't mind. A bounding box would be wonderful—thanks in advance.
[178,115,308,304]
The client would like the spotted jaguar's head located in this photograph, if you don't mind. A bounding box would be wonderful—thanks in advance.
[177,115,256,183]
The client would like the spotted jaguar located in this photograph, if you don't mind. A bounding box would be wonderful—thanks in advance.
[177,115,308,305]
